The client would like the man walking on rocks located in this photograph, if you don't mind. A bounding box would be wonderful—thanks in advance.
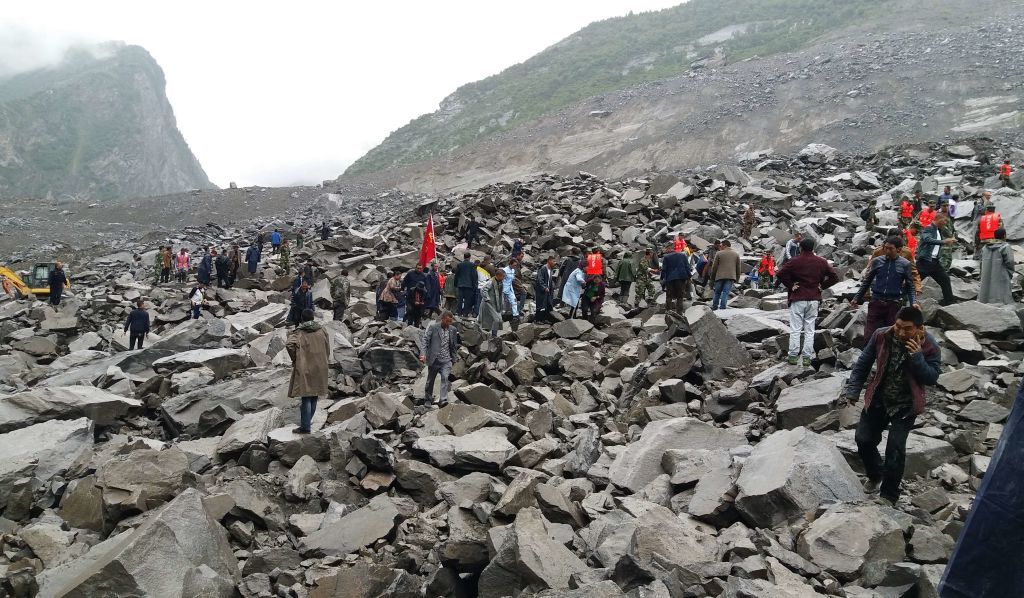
[280,239,291,275]
[175,248,190,283]
[197,248,213,285]
[161,246,173,284]
[245,244,259,277]
[419,310,460,408]
[463,215,481,248]
[868,229,921,294]
[287,308,330,434]
[633,249,657,306]
[917,213,957,306]
[535,256,557,322]
[48,262,68,307]
[852,236,918,344]
[330,269,351,320]
[289,280,314,325]
[153,247,163,285]
[478,268,506,337]
[776,237,838,366]
[660,244,693,313]
[844,306,940,504]
[454,252,477,317]
[215,249,230,288]
[380,271,401,321]
[614,252,637,306]
[188,281,206,319]
[271,229,282,254]
[123,299,150,350]
[741,205,755,240]
[978,228,1016,305]
[709,240,741,310]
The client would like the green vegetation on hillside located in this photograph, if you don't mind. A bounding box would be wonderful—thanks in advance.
[346,0,888,176]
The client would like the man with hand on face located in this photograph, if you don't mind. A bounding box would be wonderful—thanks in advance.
[842,306,940,505]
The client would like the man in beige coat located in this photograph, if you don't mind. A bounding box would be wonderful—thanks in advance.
[286,308,330,434]
[709,240,742,310]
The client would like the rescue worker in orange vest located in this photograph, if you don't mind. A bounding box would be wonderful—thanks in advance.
[999,160,1013,186]
[978,205,1002,245]
[899,197,914,227]
[584,248,605,280]
[918,202,936,228]
[673,234,687,253]
[904,223,920,258]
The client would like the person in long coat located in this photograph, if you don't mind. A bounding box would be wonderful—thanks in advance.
[424,265,442,316]
[978,228,1016,305]
[615,252,637,305]
[561,267,586,319]
[245,245,260,275]
[49,262,68,306]
[478,269,506,337]
[289,281,315,324]
[286,308,330,434]
[534,256,557,323]
[556,255,581,305]
[197,249,213,284]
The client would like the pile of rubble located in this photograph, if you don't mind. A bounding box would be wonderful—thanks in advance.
[0,139,1022,598]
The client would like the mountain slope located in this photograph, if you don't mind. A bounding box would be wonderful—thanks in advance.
[0,43,214,200]
[343,0,1022,193]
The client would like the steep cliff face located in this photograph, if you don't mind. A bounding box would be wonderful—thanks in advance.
[0,43,214,200]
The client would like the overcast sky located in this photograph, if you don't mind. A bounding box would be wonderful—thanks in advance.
[2,1,684,187]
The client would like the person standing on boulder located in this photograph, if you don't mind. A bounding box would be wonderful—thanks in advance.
[227,245,241,287]
[898,196,914,228]
[978,228,1016,305]
[280,239,291,275]
[197,248,213,285]
[188,281,206,319]
[215,249,230,288]
[330,269,352,321]
[175,248,191,284]
[320,221,330,241]
[289,280,314,325]
[123,299,150,350]
[535,256,557,323]
[442,265,457,312]
[709,240,741,310]
[782,231,802,264]
[454,253,477,317]
[419,310,460,408]
[917,213,957,306]
[161,246,173,284]
[287,308,330,434]
[380,271,401,321]
[478,268,506,337]
[999,159,1013,187]
[851,235,918,344]
[561,265,586,319]
[48,262,68,307]
[614,252,637,306]
[245,244,259,277]
[660,244,693,313]
[741,205,755,240]
[757,250,776,290]
[843,306,940,504]
[271,229,282,254]
[776,237,839,366]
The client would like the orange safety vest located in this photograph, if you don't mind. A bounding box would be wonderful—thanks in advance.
[758,256,776,276]
[918,208,935,228]
[979,213,1001,240]
[673,238,687,253]
[585,253,604,276]
[900,200,914,218]
[904,230,918,257]
[1000,164,1012,177]
[175,254,190,270]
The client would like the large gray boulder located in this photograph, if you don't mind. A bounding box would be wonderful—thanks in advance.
[478,507,588,597]
[152,348,253,379]
[300,494,403,556]
[36,488,238,598]
[608,417,746,492]
[831,429,957,478]
[935,301,1022,338]
[735,428,865,528]
[216,407,284,458]
[0,418,93,511]
[413,427,517,471]
[160,368,290,436]
[797,502,910,585]
[0,386,142,433]
[95,447,191,517]
[684,305,751,372]
[776,376,846,430]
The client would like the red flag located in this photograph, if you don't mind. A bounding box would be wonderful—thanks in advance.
[418,214,436,267]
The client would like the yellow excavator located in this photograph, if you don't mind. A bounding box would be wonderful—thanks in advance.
[0,263,70,299]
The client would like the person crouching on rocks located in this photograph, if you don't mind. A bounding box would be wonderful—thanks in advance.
[287,309,330,434]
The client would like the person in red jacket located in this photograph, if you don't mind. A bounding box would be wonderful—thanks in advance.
[673,234,687,253]
[757,251,776,289]
[898,197,914,227]
[917,202,936,228]
[776,237,840,366]
[978,204,1002,245]
[584,247,604,280]
[999,159,1013,186]
[904,223,920,258]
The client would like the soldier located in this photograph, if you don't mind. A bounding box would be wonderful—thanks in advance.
[280,239,291,275]
[741,205,755,240]
[633,249,657,305]
[153,246,164,285]
[330,269,352,321]
[296,230,304,250]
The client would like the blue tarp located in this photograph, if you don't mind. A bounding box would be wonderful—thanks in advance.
[939,377,1024,597]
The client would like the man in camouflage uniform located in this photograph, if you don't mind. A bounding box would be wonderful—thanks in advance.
[938,202,956,270]
[330,269,352,321]
[296,231,304,250]
[280,239,291,275]
[633,249,657,305]
[741,206,755,240]
[154,246,164,284]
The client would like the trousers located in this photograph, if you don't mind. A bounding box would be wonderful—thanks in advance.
[788,300,819,358]
[864,299,901,347]
[299,396,318,432]
[712,279,734,310]
[129,332,146,350]
[457,287,474,316]
[424,360,453,405]
[917,258,954,305]
[855,399,916,501]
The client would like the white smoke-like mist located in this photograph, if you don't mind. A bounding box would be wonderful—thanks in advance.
[0,23,114,78]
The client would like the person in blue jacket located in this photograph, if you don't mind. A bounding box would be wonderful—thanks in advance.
[271,229,282,254]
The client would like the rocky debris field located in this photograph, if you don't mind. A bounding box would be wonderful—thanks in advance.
[1,138,1023,598]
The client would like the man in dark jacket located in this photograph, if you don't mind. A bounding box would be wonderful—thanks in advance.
[660,246,693,314]
[123,299,151,350]
[852,236,919,345]
[464,216,482,248]
[709,240,742,310]
[776,237,839,365]
[535,256,557,323]
[289,281,315,325]
[215,250,230,288]
[454,253,478,316]
[197,249,213,285]
[419,310,460,407]
[48,262,68,307]
[842,306,941,504]
[916,213,957,306]
[320,221,330,241]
